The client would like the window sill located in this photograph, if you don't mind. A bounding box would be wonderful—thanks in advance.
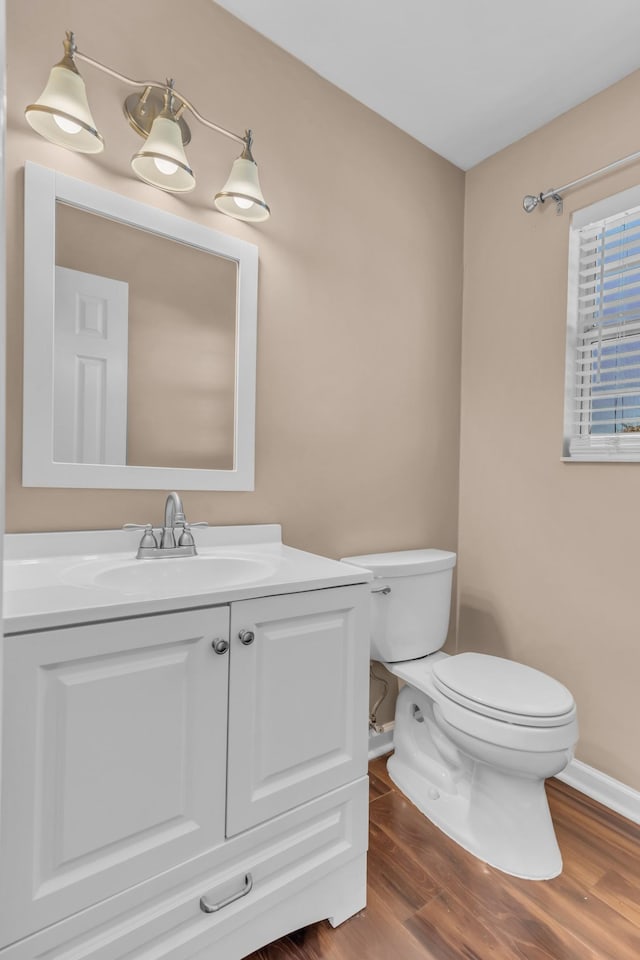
[562,456,640,462]
[564,435,640,462]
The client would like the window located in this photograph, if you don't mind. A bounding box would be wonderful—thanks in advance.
[565,185,640,461]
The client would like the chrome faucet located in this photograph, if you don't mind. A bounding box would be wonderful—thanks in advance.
[124,492,208,558]
[161,491,186,548]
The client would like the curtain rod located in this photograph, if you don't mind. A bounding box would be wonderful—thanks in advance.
[522,148,640,215]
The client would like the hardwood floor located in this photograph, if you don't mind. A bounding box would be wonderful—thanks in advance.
[246,756,640,960]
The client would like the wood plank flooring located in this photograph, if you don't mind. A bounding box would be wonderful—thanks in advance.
[246,755,640,960]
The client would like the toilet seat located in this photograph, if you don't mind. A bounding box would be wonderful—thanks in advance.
[432,653,576,728]
[390,652,578,753]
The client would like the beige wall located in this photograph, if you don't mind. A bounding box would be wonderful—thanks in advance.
[7,2,639,790]
[9,0,640,792]
[460,70,640,792]
[6,0,464,572]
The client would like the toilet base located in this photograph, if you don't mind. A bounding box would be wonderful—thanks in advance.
[387,751,563,881]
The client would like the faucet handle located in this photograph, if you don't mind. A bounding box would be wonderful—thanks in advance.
[178,521,208,548]
[123,523,158,549]
[178,523,195,548]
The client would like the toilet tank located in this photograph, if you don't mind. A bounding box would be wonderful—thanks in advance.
[341,549,457,662]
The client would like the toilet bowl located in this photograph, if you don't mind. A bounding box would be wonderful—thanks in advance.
[341,549,579,880]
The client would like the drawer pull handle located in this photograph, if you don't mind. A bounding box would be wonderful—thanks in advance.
[200,872,253,913]
[372,585,391,595]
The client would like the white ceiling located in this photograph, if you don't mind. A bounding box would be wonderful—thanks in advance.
[213,0,640,170]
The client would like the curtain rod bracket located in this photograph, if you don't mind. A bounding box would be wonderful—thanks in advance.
[522,147,640,215]
[522,190,563,215]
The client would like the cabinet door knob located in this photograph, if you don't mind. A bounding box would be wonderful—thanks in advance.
[211,638,229,654]
[238,629,255,645]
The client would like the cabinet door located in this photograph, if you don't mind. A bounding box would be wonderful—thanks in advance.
[226,585,369,836]
[0,606,230,946]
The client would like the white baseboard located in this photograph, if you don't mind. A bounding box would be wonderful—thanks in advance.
[368,723,394,760]
[367,725,639,825]
[557,759,640,825]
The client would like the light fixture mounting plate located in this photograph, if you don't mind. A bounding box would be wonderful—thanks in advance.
[124,90,191,145]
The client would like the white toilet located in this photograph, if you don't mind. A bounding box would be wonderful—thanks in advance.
[342,548,578,880]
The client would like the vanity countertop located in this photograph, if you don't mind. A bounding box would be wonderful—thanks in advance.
[3,525,372,634]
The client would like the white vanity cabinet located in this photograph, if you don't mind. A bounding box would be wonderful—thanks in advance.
[0,583,369,960]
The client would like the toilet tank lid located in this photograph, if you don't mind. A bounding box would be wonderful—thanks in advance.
[340,548,456,578]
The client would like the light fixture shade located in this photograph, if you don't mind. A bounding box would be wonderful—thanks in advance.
[25,63,104,153]
[214,157,270,222]
[131,115,195,193]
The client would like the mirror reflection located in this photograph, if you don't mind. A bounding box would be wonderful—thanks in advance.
[54,203,237,470]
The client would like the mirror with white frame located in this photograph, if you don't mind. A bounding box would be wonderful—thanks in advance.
[22,162,258,490]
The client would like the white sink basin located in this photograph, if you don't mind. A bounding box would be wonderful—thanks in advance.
[65,553,277,597]
[3,525,371,633]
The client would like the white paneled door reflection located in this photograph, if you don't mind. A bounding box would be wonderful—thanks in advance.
[53,266,128,464]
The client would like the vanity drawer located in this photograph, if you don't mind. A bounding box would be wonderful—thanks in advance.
[0,778,369,960]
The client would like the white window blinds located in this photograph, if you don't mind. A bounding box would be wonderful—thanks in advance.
[566,199,640,460]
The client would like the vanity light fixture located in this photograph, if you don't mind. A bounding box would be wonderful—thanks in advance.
[129,81,196,194]
[25,32,270,222]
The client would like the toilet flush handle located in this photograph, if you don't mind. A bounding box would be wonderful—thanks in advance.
[372,585,391,595]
